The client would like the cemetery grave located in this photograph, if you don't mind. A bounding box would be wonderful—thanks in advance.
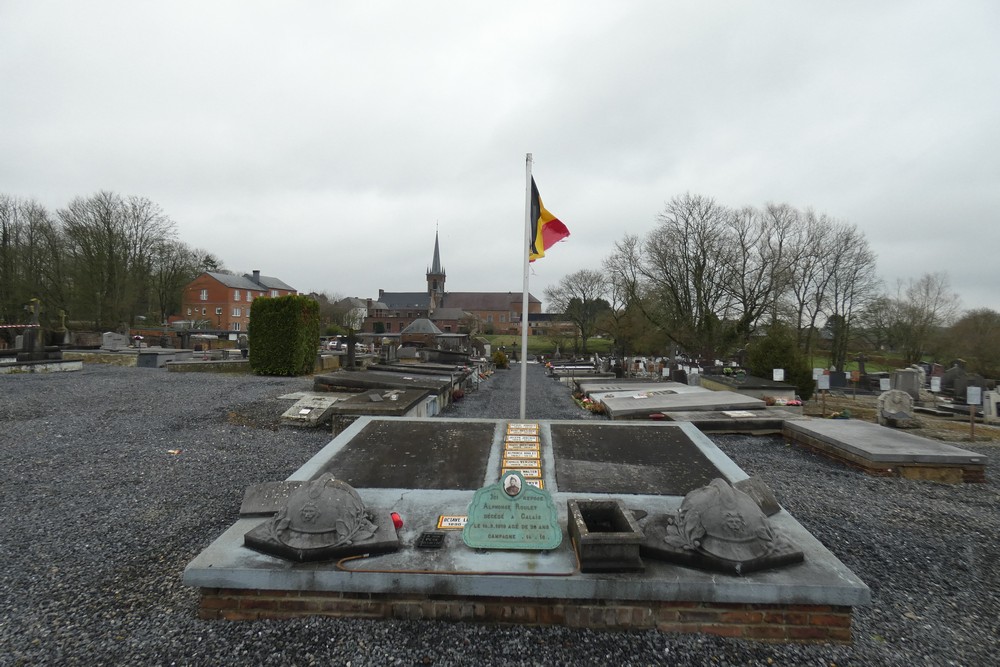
[185,417,870,642]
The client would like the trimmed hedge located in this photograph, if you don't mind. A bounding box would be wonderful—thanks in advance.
[248,295,320,376]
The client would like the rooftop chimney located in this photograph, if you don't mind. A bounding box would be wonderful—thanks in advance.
[252,270,261,284]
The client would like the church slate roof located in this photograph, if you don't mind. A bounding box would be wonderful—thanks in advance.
[379,292,431,308]
[444,292,541,310]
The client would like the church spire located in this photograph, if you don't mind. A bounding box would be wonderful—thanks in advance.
[427,227,446,309]
[430,227,443,275]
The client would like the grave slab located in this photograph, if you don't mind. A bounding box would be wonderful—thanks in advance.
[783,419,987,483]
[280,396,343,427]
[185,417,869,639]
[663,408,807,433]
[601,390,765,420]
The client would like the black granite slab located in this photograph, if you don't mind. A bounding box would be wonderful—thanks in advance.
[550,423,723,495]
[317,420,495,489]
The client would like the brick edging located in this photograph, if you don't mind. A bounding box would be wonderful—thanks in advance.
[198,589,853,643]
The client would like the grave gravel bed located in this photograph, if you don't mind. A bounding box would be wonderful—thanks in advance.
[0,364,996,666]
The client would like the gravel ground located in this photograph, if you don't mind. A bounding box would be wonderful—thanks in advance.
[1,363,998,666]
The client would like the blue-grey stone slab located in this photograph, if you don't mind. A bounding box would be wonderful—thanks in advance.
[784,419,987,465]
[184,417,870,609]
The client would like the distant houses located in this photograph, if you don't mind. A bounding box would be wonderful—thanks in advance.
[179,270,296,332]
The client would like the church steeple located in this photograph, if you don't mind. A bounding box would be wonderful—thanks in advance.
[426,228,446,310]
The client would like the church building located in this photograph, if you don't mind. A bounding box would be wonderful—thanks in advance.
[364,232,542,335]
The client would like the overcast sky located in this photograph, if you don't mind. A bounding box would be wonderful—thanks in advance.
[3,1,998,314]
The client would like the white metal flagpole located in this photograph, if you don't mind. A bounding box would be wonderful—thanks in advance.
[519,153,533,419]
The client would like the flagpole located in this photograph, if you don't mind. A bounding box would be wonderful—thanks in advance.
[519,153,533,419]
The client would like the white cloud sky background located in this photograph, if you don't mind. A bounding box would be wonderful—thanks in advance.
[3,1,998,313]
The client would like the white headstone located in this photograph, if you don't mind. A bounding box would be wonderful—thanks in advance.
[773,369,785,382]
[817,375,830,390]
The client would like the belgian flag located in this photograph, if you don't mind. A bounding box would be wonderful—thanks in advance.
[529,177,570,262]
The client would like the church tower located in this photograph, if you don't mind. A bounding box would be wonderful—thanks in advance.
[426,229,446,311]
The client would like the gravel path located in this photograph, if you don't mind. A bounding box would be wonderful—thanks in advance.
[1,363,998,666]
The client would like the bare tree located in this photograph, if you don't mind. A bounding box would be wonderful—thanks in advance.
[824,222,879,371]
[888,272,961,364]
[543,268,608,353]
[59,191,176,328]
[0,196,62,326]
[634,193,735,358]
[946,308,1000,377]
[723,204,796,345]
[783,209,837,358]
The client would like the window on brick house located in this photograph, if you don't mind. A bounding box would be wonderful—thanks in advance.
[200,289,208,300]
[270,290,278,297]
[233,322,240,331]
[232,308,241,317]
[215,307,222,315]
[234,290,241,301]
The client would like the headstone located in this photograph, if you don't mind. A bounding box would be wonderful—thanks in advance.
[101,332,129,350]
[983,391,1000,425]
[463,471,562,550]
[892,368,921,400]
[878,389,915,427]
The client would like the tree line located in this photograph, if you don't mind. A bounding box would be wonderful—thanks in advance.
[1,192,222,332]
[546,193,997,377]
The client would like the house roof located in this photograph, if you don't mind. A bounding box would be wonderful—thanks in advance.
[243,273,295,291]
[335,297,368,309]
[204,272,296,292]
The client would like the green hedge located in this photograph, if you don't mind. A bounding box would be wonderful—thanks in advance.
[248,295,320,376]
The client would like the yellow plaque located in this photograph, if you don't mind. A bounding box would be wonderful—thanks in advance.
[436,515,468,530]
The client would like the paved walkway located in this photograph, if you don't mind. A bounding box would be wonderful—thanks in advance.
[438,362,597,421]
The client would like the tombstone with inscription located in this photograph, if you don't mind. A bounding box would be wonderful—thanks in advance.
[101,331,130,351]
[463,471,562,550]
[953,374,985,405]
[642,478,803,575]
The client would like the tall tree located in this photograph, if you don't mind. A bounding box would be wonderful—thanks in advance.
[723,204,796,345]
[543,268,608,354]
[0,196,62,326]
[618,193,735,359]
[888,272,961,364]
[946,308,1000,377]
[58,191,175,328]
[824,222,880,371]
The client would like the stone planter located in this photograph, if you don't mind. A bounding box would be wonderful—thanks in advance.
[568,499,644,572]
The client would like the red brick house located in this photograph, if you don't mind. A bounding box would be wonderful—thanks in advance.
[180,270,296,332]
